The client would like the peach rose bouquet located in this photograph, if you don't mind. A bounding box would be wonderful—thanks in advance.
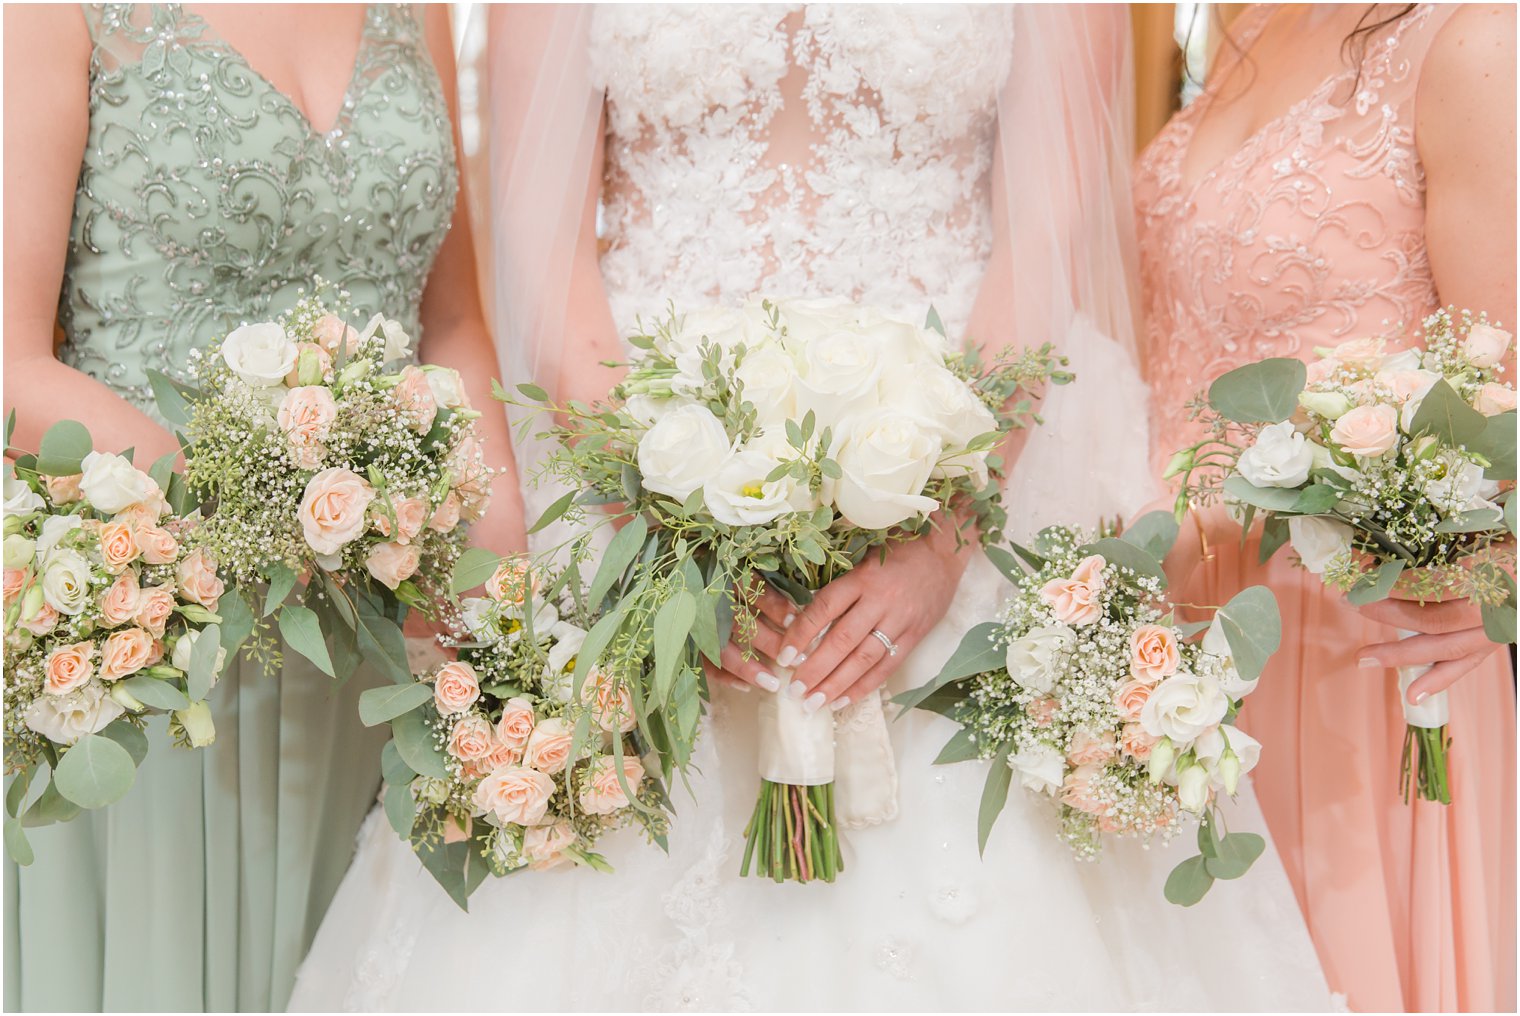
[1170,307,1516,803]
[152,281,493,684]
[2,417,243,862]
[899,518,1281,905]
[355,555,665,909]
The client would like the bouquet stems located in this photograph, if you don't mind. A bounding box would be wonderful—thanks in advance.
[1396,629,1452,805]
[739,687,842,883]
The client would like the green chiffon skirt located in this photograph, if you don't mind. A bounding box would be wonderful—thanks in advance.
[4,644,387,1012]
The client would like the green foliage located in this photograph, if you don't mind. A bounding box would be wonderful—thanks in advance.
[1206,358,1306,423]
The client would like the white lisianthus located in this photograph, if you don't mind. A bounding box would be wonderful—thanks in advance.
[171,628,228,680]
[359,314,412,364]
[1307,442,1361,484]
[1424,453,1501,515]
[422,365,468,409]
[41,549,92,615]
[881,362,998,485]
[1236,422,1314,488]
[1195,725,1261,794]
[624,394,676,427]
[1175,760,1211,813]
[25,684,124,745]
[1379,346,1425,373]
[78,451,161,514]
[1287,515,1354,575]
[793,328,886,427]
[1397,374,1442,433]
[35,514,83,559]
[546,621,587,674]
[4,475,43,516]
[1297,390,1352,420]
[173,701,217,748]
[637,404,733,500]
[1007,744,1065,795]
[4,534,35,569]
[826,409,941,530]
[733,342,800,426]
[459,596,494,640]
[221,322,297,387]
[1139,670,1229,746]
[703,442,810,528]
[1004,623,1074,695]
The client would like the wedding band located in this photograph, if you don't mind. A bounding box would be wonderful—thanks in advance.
[870,629,899,656]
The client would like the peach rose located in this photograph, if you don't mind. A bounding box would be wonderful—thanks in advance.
[44,473,84,504]
[44,641,94,695]
[278,386,338,469]
[447,434,491,521]
[486,558,538,604]
[1066,728,1117,766]
[446,714,496,762]
[1059,763,1109,816]
[1464,323,1513,368]
[133,524,179,565]
[1330,336,1385,370]
[524,717,573,775]
[1377,369,1438,405]
[19,602,58,636]
[98,573,142,627]
[1112,678,1154,723]
[283,341,334,387]
[364,541,421,591]
[373,496,428,545]
[482,740,522,772]
[311,314,361,356]
[1304,357,1340,385]
[3,568,26,605]
[1128,624,1179,685]
[176,547,224,609]
[578,755,646,816]
[1474,382,1517,416]
[1027,696,1060,728]
[473,765,555,826]
[428,493,461,534]
[99,627,156,681]
[1119,723,1159,760]
[98,520,141,573]
[392,365,438,433]
[297,468,375,556]
[583,667,637,734]
[495,696,537,749]
[1039,554,1107,626]
[432,661,480,715]
[133,584,177,638]
[523,819,578,870]
[1329,403,1399,457]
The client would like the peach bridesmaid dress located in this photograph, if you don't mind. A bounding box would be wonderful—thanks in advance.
[1134,5,1516,1012]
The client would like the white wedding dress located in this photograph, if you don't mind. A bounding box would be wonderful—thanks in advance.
[291,7,1334,1011]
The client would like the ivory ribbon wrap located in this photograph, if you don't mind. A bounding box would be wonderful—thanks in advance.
[1397,628,1449,728]
[756,671,900,828]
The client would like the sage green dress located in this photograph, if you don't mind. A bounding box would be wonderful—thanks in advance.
[4,4,458,1010]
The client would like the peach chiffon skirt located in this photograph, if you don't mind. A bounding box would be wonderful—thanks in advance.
[1183,520,1516,1012]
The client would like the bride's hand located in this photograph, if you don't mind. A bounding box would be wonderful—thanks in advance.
[1354,597,1504,705]
[701,581,797,693]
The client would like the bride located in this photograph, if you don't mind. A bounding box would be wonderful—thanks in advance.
[292,6,1333,1010]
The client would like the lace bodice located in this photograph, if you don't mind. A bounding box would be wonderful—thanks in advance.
[589,3,1013,335]
[59,3,457,414]
[1134,4,1454,465]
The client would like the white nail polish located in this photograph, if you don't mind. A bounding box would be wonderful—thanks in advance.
[755,671,780,693]
[1413,691,1429,704]
[804,692,826,714]
[732,682,751,693]
[783,612,796,628]
[1357,657,1381,670]
[777,646,799,668]
[830,696,851,712]
[788,680,807,699]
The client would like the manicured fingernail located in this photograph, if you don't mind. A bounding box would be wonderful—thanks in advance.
[804,692,826,714]
[1413,691,1429,704]
[777,646,800,668]
[830,696,851,712]
[755,671,780,693]
[783,612,796,628]
[1357,657,1381,670]
[788,680,807,699]
[731,681,751,693]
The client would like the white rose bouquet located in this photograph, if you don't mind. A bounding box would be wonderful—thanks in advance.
[1169,308,1516,803]
[151,281,493,684]
[511,298,1070,884]
[899,517,1281,905]
[355,556,662,909]
[2,417,245,862]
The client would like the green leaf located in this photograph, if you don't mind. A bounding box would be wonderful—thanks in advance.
[1119,511,1180,561]
[924,305,947,337]
[383,777,417,839]
[21,778,82,827]
[35,419,93,475]
[652,590,697,704]
[1081,536,1168,587]
[278,604,334,677]
[1205,831,1266,880]
[450,547,502,595]
[1196,817,1219,858]
[186,623,221,701]
[1207,358,1307,424]
[99,719,149,767]
[1482,571,1516,644]
[527,489,576,535]
[894,622,1003,714]
[353,590,412,685]
[391,708,449,780]
[1164,854,1216,906]
[1408,379,1487,448]
[53,734,136,809]
[1215,585,1282,683]
[571,608,626,698]
[5,814,33,865]
[1504,492,1517,537]
[1222,475,1302,512]
[263,565,298,617]
[359,682,434,726]
[148,450,179,495]
[516,381,549,403]
[5,767,37,819]
[1290,485,1343,515]
[976,750,1013,857]
[114,674,190,710]
[217,589,255,660]
[1433,509,1505,534]
[416,836,482,912]
[147,370,195,430]
[983,545,1026,585]
[1258,514,1292,564]
[1345,558,1405,606]
[589,515,648,607]
[932,727,980,766]
[1472,411,1516,482]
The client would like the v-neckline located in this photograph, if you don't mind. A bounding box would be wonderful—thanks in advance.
[178,4,373,139]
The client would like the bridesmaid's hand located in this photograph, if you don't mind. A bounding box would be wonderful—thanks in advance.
[1354,598,1505,706]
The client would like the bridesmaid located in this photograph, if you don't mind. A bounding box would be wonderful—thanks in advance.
[2,4,523,1011]
[1135,4,1515,1011]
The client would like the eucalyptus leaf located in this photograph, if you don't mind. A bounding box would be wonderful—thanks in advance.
[1119,511,1180,561]
[1290,485,1342,515]
[391,708,449,780]
[99,719,149,767]
[1482,571,1516,644]
[983,545,1026,585]
[1222,475,1303,513]
[932,727,980,766]
[450,547,502,595]
[21,778,82,827]
[976,749,1013,857]
[263,565,298,617]
[186,622,222,701]
[1407,379,1487,448]
[35,419,93,476]
[1207,358,1307,424]
[115,674,190,711]
[383,777,417,839]
[1345,558,1405,606]
[5,766,37,819]
[5,814,32,866]
[278,604,334,677]
[1215,585,1282,683]
[53,734,136,810]
[1259,514,1292,564]
[527,489,576,535]
[1164,855,1215,906]
[353,589,412,685]
[1205,831,1266,880]
[1472,411,1516,482]
[1433,509,1505,534]
[1081,536,1168,587]
[653,591,698,705]
[589,515,648,607]
[359,682,434,726]
[147,370,194,430]
[895,622,1003,714]
[516,381,549,402]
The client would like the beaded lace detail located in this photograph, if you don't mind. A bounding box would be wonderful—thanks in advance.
[60,3,457,413]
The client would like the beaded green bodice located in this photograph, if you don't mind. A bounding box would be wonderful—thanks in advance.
[59,3,458,412]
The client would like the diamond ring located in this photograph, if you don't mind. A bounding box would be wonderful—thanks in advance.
[870,629,900,656]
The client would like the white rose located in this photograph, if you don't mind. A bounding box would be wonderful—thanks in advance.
[703,429,812,527]
[1004,623,1073,695]
[4,475,43,516]
[793,329,886,427]
[78,451,161,514]
[636,404,733,500]
[1464,323,1513,368]
[1201,616,1259,699]
[780,299,946,364]
[1236,421,1314,488]
[881,362,998,485]
[4,535,35,570]
[1139,670,1229,746]
[36,514,83,559]
[359,314,412,364]
[1007,744,1065,795]
[221,322,297,388]
[826,409,941,530]
[733,342,800,426]
[1287,515,1354,575]
[171,628,228,680]
[663,306,754,358]
[422,365,467,409]
[42,549,92,615]
[624,394,678,427]
[1379,347,1425,373]
[24,683,124,745]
